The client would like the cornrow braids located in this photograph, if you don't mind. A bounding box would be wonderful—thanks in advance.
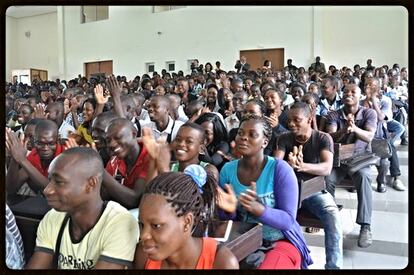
[144,170,218,228]
[240,113,272,140]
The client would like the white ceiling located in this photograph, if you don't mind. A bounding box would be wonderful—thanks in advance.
[6,6,57,18]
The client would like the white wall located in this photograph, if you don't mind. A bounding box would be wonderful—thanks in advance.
[318,6,408,69]
[6,16,18,82]
[6,6,408,81]
[61,6,315,80]
[6,12,59,82]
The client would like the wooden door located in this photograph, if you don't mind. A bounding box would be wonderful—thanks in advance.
[85,60,113,79]
[240,48,285,71]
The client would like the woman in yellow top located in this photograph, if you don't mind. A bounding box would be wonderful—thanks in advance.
[75,98,95,145]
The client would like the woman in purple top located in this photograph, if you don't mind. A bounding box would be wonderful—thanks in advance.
[217,114,312,269]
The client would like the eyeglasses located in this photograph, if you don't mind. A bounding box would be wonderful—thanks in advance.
[34,141,57,148]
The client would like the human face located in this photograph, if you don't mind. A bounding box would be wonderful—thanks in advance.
[321,79,336,99]
[223,89,233,102]
[154,85,166,96]
[91,118,108,150]
[200,121,214,146]
[34,130,58,160]
[17,105,32,124]
[243,102,263,117]
[264,90,282,114]
[364,79,380,98]
[24,124,36,151]
[106,124,136,159]
[235,120,268,156]
[232,92,247,112]
[342,85,361,106]
[139,194,190,261]
[244,79,253,91]
[44,156,87,212]
[291,86,305,102]
[231,82,243,93]
[173,127,204,162]
[287,108,311,135]
[82,102,95,122]
[147,98,169,122]
[176,80,188,94]
[308,84,319,95]
[206,87,218,103]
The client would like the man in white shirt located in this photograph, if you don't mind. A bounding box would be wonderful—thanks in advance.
[141,96,184,143]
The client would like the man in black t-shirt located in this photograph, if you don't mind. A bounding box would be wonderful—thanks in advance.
[275,102,342,269]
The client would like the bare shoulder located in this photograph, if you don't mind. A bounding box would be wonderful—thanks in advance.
[213,245,239,269]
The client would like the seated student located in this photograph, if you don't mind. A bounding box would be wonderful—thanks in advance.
[141,95,184,143]
[12,104,34,135]
[195,113,230,170]
[91,111,120,166]
[45,101,76,141]
[301,93,323,131]
[325,83,377,248]
[274,102,343,269]
[362,77,405,192]
[26,147,139,269]
[134,165,239,269]
[73,98,97,146]
[170,123,219,178]
[216,114,313,269]
[225,90,248,132]
[289,82,307,103]
[165,93,189,123]
[6,120,65,195]
[103,118,151,209]
[217,88,234,119]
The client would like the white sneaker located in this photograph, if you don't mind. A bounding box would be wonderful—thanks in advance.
[393,178,406,191]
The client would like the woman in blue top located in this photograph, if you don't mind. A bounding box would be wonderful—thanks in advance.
[216,114,313,269]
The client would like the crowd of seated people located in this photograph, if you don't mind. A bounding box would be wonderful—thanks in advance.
[5,57,408,270]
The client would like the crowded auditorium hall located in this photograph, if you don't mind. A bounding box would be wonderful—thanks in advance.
[4,5,408,270]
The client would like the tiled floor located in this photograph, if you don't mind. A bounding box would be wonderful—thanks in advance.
[305,143,409,269]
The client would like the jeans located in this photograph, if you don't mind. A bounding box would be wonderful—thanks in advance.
[325,166,372,225]
[302,192,343,269]
[387,120,405,146]
[388,142,401,178]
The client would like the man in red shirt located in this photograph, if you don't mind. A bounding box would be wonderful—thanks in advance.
[6,119,65,195]
[103,118,151,209]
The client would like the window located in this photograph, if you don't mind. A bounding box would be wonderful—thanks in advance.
[166,61,175,72]
[81,6,108,23]
[146,62,155,73]
[153,6,186,13]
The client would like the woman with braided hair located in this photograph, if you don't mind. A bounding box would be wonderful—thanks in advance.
[133,165,239,269]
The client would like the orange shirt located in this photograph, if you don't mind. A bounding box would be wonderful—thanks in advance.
[145,237,217,269]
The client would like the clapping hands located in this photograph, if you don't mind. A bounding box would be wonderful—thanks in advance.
[288,145,304,171]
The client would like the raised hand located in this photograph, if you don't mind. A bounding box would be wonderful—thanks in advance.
[6,128,28,164]
[106,75,122,98]
[64,136,80,149]
[33,103,47,119]
[94,84,109,105]
[217,184,238,213]
[239,182,265,217]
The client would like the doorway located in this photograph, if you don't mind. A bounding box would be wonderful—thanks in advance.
[84,60,113,79]
[239,48,284,71]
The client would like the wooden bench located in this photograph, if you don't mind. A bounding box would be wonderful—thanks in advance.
[296,176,326,228]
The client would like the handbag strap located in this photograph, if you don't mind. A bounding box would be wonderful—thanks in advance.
[53,214,70,269]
